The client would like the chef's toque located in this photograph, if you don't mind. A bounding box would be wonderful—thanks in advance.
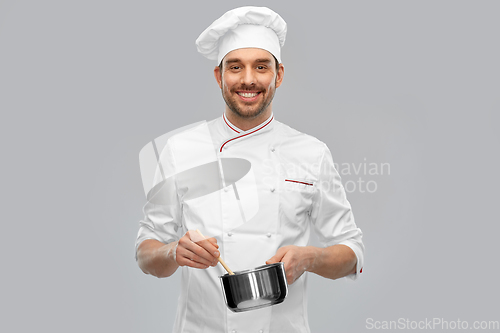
[195,6,287,65]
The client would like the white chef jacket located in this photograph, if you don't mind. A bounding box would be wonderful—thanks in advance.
[136,114,364,333]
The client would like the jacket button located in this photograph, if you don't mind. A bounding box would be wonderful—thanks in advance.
[270,147,275,152]
[266,233,271,238]
[259,330,264,333]
[224,186,229,192]
[228,232,233,237]
[232,330,237,333]
[270,187,275,192]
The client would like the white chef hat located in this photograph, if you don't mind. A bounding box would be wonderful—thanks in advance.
[195,6,287,65]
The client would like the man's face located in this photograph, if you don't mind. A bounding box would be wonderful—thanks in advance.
[214,48,284,120]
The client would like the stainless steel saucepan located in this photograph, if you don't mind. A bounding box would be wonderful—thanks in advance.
[219,262,288,312]
[195,230,288,312]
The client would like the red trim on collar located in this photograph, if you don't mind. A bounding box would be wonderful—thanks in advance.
[223,114,240,133]
[219,116,274,152]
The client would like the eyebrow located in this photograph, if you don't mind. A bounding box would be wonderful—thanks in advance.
[224,58,273,66]
[254,58,273,64]
[224,59,241,66]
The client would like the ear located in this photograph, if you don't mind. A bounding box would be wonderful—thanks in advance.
[214,66,222,89]
[275,63,285,88]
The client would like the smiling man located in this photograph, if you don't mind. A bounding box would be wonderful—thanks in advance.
[136,6,364,333]
[215,48,283,128]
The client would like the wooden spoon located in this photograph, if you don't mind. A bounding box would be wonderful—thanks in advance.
[196,229,234,275]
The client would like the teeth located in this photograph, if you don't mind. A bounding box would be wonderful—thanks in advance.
[238,92,258,98]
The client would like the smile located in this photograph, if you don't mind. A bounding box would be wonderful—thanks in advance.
[237,92,260,98]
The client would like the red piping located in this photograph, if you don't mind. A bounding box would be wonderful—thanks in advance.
[223,114,240,133]
[285,179,314,186]
[219,116,274,152]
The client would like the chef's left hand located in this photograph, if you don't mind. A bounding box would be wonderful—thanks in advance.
[266,246,317,285]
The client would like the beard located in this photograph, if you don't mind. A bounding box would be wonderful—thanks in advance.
[221,80,276,119]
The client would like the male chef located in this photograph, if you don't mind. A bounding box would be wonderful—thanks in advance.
[136,6,364,333]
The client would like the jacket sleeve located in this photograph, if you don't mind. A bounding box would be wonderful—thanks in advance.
[135,141,182,260]
[309,145,364,280]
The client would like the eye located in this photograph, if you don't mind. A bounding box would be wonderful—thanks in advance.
[230,66,241,70]
[257,66,266,70]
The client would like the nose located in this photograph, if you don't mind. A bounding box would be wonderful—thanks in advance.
[240,67,256,86]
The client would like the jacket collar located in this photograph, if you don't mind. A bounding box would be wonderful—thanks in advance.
[219,113,275,152]
[222,112,274,135]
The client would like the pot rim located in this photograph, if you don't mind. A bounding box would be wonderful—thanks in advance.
[219,262,284,278]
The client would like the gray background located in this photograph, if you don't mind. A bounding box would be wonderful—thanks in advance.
[1,0,499,332]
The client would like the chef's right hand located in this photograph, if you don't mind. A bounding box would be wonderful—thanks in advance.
[175,230,220,269]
